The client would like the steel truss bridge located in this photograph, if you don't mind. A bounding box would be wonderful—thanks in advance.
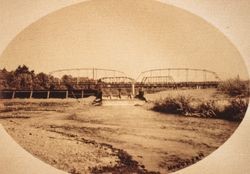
[50,67,220,82]
[49,68,220,94]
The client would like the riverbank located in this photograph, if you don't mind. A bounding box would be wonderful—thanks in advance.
[145,89,249,121]
[0,90,241,173]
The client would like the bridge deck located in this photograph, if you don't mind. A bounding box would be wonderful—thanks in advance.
[0,81,219,99]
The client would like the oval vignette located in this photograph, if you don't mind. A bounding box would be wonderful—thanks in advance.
[0,0,249,174]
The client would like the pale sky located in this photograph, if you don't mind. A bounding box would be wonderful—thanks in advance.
[0,0,248,80]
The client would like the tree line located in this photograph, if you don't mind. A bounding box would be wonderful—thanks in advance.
[0,65,86,90]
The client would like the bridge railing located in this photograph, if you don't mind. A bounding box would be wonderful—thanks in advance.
[0,90,98,99]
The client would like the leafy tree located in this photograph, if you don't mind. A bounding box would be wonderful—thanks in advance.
[11,65,34,90]
[34,72,51,89]
[62,75,75,90]
[0,68,10,89]
[0,65,81,90]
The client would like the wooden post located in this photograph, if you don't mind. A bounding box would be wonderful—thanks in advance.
[66,90,68,98]
[47,91,50,99]
[30,91,33,98]
[12,91,16,99]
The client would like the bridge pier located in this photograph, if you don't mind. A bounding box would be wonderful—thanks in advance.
[81,90,84,98]
[132,83,135,98]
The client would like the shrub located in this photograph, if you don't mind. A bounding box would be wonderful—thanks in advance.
[219,98,249,121]
[218,77,249,97]
[152,96,193,115]
[197,100,220,118]
[152,96,249,121]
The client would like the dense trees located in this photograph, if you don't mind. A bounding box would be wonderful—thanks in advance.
[0,65,97,90]
[0,65,56,90]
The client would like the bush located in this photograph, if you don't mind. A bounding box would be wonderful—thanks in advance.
[218,77,249,97]
[219,98,249,121]
[152,96,193,115]
[197,100,220,118]
[152,95,249,121]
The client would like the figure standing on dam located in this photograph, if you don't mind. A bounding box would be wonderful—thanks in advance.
[94,80,103,101]
[92,88,103,105]
[135,88,147,102]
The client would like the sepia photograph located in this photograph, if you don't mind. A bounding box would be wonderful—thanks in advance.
[0,0,249,173]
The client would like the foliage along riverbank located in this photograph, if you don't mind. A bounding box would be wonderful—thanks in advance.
[151,78,249,122]
[152,96,248,121]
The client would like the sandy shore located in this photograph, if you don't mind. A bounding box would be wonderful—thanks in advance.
[0,89,240,173]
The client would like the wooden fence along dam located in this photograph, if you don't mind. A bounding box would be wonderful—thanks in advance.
[0,68,220,99]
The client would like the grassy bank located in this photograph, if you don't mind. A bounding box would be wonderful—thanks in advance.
[152,96,249,121]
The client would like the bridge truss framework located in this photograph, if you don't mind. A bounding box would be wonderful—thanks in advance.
[48,68,221,96]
